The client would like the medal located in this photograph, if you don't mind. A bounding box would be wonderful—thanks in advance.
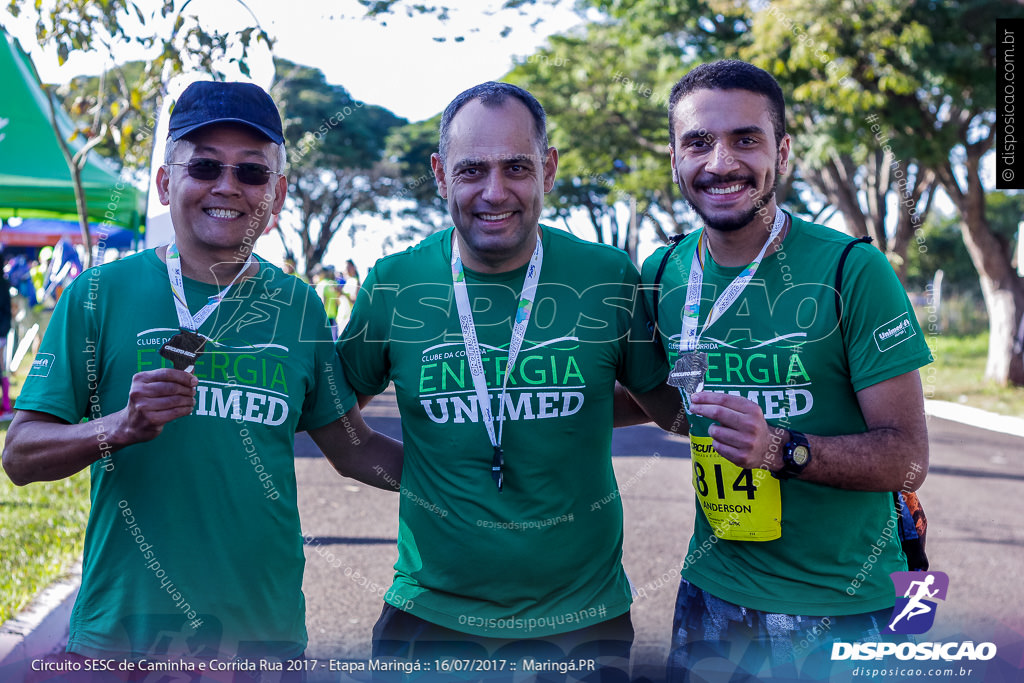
[491,446,505,491]
[163,241,253,374]
[159,329,207,372]
[670,208,787,412]
[668,351,708,413]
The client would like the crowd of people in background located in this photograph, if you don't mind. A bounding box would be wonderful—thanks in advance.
[0,239,86,417]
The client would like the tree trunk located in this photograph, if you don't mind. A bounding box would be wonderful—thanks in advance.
[70,163,93,268]
[802,157,869,238]
[45,88,94,267]
[937,157,1024,386]
[889,168,936,286]
[625,195,638,265]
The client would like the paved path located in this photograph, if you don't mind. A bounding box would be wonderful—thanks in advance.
[296,389,1024,681]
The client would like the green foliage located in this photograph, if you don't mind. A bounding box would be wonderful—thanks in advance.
[57,61,159,172]
[507,22,691,246]
[906,193,1023,294]
[588,0,752,57]
[984,191,1024,243]
[271,58,407,273]
[13,0,272,75]
[275,58,402,170]
[905,214,980,294]
[383,116,448,229]
[358,0,569,39]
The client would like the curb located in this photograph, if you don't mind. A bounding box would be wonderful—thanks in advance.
[924,399,1024,438]
[0,562,80,671]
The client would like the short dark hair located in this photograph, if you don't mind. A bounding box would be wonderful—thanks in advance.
[668,60,787,147]
[438,81,548,164]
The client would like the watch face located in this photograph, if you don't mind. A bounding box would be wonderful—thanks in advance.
[791,445,810,466]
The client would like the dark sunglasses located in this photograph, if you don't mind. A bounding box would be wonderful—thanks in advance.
[167,158,280,186]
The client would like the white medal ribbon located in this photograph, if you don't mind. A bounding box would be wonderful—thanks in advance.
[165,242,253,332]
[679,207,786,353]
[451,232,543,456]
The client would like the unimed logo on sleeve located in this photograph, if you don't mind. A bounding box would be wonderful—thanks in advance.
[873,313,916,352]
[29,353,55,378]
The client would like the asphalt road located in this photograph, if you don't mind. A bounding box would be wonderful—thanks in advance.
[295,389,1024,682]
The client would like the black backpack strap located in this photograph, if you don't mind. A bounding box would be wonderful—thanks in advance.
[834,236,873,332]
[834,236,929,570]
[650,233,686,338]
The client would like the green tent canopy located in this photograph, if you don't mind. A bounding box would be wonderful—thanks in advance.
[0,27,143,232]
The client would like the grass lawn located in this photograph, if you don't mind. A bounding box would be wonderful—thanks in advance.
[0,356,91,626]
[923,332,1024,417]
[0,455,90,625]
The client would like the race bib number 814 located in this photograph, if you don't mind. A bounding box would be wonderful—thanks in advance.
[690,435,781,541]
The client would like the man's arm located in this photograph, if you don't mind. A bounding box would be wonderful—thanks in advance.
[308,405,402,492]
[613,383,650,427]
[689,369,928,491]
[614,382,691,436]
[2,368,197,486]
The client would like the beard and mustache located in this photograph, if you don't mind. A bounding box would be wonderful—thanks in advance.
[682,164,781,233]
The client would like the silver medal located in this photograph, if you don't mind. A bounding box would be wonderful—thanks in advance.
[667,351,708,413]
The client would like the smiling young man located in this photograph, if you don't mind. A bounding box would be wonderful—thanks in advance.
[2,81,401,675]
[641,61,934,681]
[337,81,679,680]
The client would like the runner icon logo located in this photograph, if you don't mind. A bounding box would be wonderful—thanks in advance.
[885,570,949,634]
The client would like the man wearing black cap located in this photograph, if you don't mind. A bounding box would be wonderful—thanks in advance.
[2,81,402,673]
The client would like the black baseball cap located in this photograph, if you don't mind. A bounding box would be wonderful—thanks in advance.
[168,81,284,144]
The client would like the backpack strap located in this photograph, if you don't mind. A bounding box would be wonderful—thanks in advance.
[834,235,929,571]
[834,236,873,332]
[650,233,686,338]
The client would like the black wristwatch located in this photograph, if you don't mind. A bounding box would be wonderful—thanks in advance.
[773,430,811,480]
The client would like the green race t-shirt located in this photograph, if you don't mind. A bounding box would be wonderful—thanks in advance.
[16,249,354,660]
[338,226,667,637]
[642,213,933,616]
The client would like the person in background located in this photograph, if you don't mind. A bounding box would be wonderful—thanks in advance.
[335,259,360,336]
[314,264,342,340]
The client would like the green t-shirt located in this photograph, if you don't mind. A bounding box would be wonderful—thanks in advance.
[16,249,354,660]
[641,213,933,616]
[337,226,667,637]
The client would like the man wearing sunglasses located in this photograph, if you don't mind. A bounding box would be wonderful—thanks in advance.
[337,81,682,680]
[3,81,402,674]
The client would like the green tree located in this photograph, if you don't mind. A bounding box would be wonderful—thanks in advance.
[745,0,1024,385]
[744,0,942,286]
[58,61,160,174]
[506,24,692,260]
[272,58,405,276]
[382,116,450,243]
[5,0,273,266]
